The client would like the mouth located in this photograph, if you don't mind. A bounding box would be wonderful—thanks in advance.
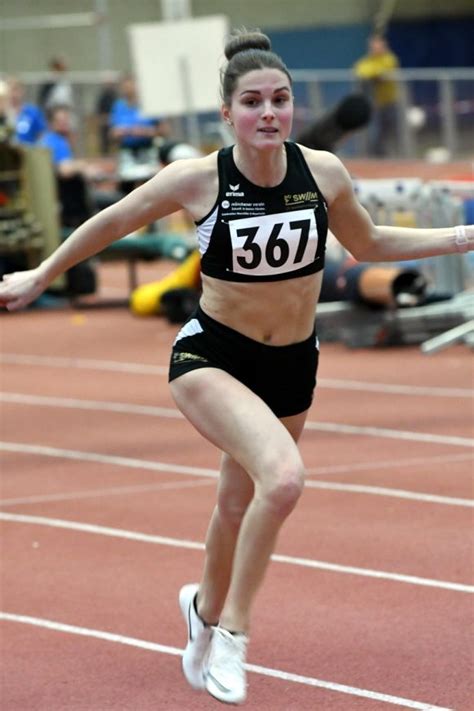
[258,127,278,134]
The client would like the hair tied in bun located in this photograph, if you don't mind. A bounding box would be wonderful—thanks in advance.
[220,28,291,105]
[224,29,272,61]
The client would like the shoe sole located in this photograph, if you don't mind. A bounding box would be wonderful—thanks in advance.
[205,672,246,705]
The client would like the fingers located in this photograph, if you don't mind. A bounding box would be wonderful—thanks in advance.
[0,281,14,308]
[0,288,31,311]
[0,298,21,312]
[6,300,24,312]
[0,275,30,311]
[0,294,21,311]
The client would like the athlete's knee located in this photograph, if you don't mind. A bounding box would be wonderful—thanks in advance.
[261,461,305,518]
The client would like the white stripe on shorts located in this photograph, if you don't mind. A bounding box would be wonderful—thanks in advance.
[173,318,204,345]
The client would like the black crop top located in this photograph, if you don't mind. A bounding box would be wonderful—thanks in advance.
[196,141,328,282]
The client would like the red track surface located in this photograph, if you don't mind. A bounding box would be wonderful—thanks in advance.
[1,262,473,710]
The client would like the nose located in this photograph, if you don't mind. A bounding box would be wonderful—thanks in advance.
[261,101,276,120]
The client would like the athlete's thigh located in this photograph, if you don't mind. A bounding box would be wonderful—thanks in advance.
[217,409,308,505]
[280,410,309,443]
[169,367,303,483]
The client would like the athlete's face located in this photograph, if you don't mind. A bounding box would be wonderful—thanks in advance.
[223,68,293,149]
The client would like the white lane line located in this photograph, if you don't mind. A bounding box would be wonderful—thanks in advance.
[0,442,218,477]
[0,353,168,375]
[1,512,472,593]
[0,613,453,710]
[304,420,473,448]
[1,476,470,510]
[0,512,204,551]
[306,452,474,476]
[0,478,216,507]
[318,378,472,398]
[2,393,473,448]
[2,352,471,398]
[0,393,183,419]
[1,442,471,508]
[304,481,474,507]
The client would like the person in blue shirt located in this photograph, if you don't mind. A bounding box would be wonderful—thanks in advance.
[109,74,163,151]
[39,105,114,226]
[39,105,76,172]
[109,74,170,194]
[7,77,46,145]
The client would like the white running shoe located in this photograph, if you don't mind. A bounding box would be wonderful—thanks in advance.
[205,627,249,705]
[179,583,213,690]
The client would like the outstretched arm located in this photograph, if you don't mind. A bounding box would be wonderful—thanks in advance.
[319,153,473,262]
[0,159,196,311]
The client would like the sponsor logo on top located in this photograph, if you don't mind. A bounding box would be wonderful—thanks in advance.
[284,191,318,207]
[226,183,245,197]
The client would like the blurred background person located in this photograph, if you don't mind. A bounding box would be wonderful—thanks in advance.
[39,105,117,227]
[6,76,46,145]
[95,72,118,156]
[109,74,169,193]
[109,74,165,153]
[0,78,13,137]
[39,105,83,178]
[37,55,75,114]
[353,33,400,157]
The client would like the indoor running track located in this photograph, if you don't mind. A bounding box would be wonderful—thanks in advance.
[1,264,473,711]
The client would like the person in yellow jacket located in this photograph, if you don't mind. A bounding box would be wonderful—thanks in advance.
[353,33,400,156]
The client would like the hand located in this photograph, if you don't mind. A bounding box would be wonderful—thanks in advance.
[0,268,48,312]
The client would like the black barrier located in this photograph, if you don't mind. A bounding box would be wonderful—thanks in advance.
[296,93,372,152]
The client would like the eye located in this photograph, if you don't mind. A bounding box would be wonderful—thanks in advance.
[243,98,258,107]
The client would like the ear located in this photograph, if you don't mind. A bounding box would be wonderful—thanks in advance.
[221,104,232,126]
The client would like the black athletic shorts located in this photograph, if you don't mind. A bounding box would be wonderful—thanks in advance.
[168,305,319,418]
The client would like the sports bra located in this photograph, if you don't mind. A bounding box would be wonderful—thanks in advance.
[196,141,328,282]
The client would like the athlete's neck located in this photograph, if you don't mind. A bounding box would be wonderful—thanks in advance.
[233,144,287,188]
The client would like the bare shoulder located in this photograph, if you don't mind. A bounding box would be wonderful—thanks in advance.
[160,151,217,193]
[164,150,217,183]
[295,143,352,204]
[157,151,219,218]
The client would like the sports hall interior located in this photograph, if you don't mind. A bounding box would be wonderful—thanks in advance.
[1,2,473,710]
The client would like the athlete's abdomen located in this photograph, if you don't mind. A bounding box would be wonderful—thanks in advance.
[200,271,323,345]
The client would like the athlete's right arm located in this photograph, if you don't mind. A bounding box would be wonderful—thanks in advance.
[0,159,199,311]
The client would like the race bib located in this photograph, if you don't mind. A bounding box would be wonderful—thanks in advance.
[229,209,318,277]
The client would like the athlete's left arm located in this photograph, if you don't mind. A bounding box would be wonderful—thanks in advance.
[313,151,473,262]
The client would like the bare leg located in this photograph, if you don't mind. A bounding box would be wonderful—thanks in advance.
[196,455,254,625]
[218,487,295,632]
[170,368,308,634]
[218,407,307,632]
